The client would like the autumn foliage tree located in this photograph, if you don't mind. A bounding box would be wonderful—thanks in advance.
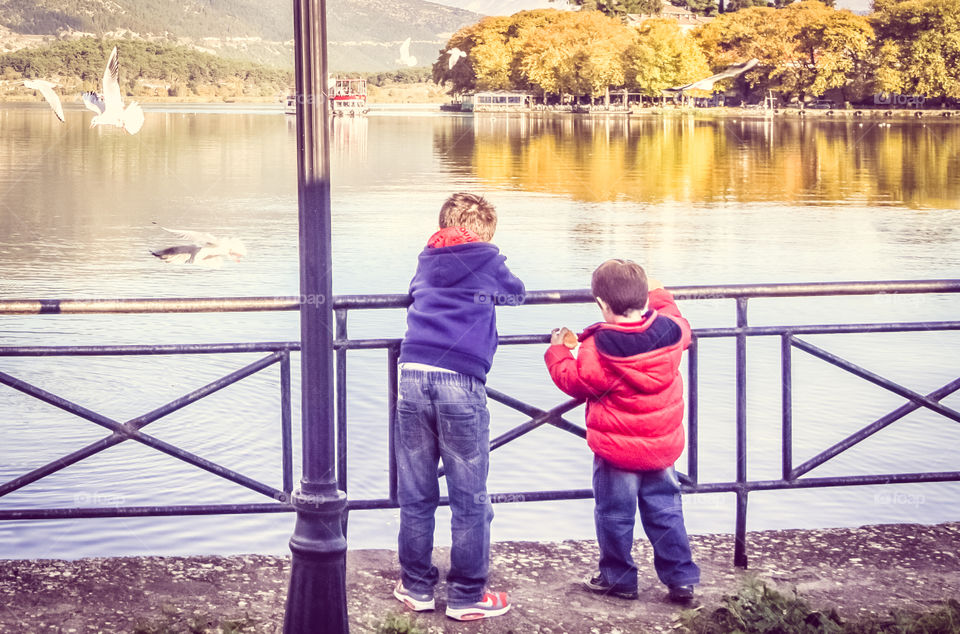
[625,18,711,95]
[870,0,960,98]
[694,1,873,101]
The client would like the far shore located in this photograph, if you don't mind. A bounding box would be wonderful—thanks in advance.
[4,95,959,121]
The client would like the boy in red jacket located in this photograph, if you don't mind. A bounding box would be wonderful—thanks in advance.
[545,259,700,605]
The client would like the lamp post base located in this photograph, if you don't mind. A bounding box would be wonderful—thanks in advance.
[283,487,349,633]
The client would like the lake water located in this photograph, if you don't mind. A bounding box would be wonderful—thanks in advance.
[1,103,959,560]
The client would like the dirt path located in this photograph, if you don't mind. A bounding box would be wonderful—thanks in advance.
[1,521,957,633]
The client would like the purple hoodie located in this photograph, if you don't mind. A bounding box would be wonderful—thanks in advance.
[399,242,525,382]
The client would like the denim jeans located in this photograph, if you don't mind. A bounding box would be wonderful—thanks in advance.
[395,369,493,606]
[593,456,700,591]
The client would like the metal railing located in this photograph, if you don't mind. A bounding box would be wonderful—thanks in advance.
[2,279,959,566]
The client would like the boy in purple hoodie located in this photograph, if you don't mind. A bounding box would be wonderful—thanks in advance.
[393,193,525,621]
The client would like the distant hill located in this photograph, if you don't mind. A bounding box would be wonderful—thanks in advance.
[0,0,481,71]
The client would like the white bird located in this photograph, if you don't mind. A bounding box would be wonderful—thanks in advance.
[151,226,247,267]
[396,37,417,67]
[23,79,65,122]
[82,46,145,135]
[665,58,760,95]
[447,47,467,70]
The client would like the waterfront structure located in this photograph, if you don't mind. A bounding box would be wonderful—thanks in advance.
[462,91,533,112]
[626,0,714,32]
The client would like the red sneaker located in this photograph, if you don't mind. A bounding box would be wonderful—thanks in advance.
[445,591,511,621]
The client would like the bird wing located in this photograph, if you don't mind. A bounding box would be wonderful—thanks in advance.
[152,245,199,264]
[667,58,760,94]
[81,91,106,114]
[447,48,466,70]
[23,79,64,122]
[158,226,220,246]
[101,46,123,113]
[122,101,145,134]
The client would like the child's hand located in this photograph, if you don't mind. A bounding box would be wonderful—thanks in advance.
[551,327,577,348]
[647,277,664,291]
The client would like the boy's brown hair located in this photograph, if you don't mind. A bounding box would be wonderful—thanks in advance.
[439,193,497,242]
[591,259,648,316]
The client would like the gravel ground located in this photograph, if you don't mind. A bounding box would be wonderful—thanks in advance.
[1,521,958,633]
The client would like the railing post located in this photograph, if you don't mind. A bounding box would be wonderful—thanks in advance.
[781,333,793,481]
[388,345,400,504]
[283,0,349,630]
[687,336,699,484]
[734,298,749,568]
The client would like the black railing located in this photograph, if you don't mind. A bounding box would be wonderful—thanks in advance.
[2,279,959,566]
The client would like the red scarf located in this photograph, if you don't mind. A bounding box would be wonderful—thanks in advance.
[427,227,482,248]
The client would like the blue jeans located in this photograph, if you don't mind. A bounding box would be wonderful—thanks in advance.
[395,369,493,606]
[593,456,700,592]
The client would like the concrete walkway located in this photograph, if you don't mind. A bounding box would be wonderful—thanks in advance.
[1,521,958,633]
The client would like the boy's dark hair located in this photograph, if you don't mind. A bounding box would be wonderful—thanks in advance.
[591,259,648,316]
[439,193,497,242]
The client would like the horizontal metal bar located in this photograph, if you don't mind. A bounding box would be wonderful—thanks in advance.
[0,342,300,356]
[338,320,960,352]
[5,318,960,357]
[0,297,301,315]
[694,321,960,338]
[346,488,596,511]
[0,503,293,520]
[689,470,960,494]
[2,279,958,315]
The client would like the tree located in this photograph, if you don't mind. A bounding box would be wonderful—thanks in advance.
[566,0,664,17]
[625,18,711,95]
[694,1,872,101]
[432,10,568,94]
[870,0,960,98]
[519,11,635,99]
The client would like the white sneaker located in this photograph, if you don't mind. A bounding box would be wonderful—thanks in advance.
[393,580,435,611]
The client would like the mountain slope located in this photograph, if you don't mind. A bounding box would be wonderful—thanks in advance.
[0,0,481,70]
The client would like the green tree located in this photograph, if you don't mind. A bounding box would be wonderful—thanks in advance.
[519,11,635,99]
[694,1,872,101]
[625,18,711,95]
[566,0,664,17]
[870,0,960,98]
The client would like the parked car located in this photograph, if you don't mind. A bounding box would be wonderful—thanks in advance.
[808,99,835,109]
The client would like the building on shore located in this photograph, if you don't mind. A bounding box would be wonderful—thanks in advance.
[626,0,715,32]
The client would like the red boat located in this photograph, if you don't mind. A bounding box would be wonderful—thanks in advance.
[330,77,369,117]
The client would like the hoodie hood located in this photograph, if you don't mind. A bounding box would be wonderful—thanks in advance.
[413,242,504,289]
[578,313,682,394]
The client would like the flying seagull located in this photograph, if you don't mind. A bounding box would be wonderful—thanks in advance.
[396,37,417,67]
[665,58,760,95]
[82,46,145,135]
[23,79,65,122]
[446,47,467,70]
[151,226,247,267]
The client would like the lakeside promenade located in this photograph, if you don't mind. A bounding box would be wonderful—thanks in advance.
[1,520,957,633]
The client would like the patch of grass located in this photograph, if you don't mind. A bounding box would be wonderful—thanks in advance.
[844,598,960,634]
[679,579,960,634]
[377,611,427,634]
[131,611,261,634]
[679,577,842,634]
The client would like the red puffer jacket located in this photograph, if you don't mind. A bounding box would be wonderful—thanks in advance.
[544,289,691,471]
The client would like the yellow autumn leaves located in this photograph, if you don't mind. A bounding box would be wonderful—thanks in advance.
[433,0,960,102]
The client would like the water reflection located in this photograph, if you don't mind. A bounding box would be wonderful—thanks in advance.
[433,114,960,208]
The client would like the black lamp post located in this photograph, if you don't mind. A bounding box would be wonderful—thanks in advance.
[283,0,349,631]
